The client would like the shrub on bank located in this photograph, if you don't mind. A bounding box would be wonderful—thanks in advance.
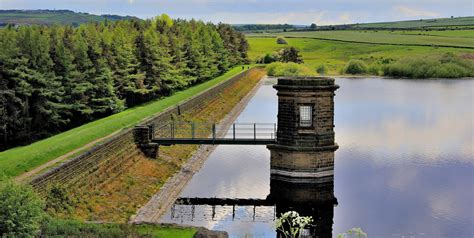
[0,179,45,237]
[266,62,315,76]
[316,64,327,75]
[276,37,288,44]
[344,60,368,74]
[383,53,474,78]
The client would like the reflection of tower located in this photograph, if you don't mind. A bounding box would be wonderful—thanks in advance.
[268,76,339,179]
[268,174,337,238]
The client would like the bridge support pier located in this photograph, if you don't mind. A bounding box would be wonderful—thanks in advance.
[134,125,159,159]
[268,77,339,179]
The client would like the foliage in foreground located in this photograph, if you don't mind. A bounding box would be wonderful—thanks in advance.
[274,211,313,238]
[0,177,45,237]
[266,62,315,76]
[337,228,368,238]
[0,179,195,237]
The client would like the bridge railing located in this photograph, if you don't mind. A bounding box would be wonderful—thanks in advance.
[153,121,277,140]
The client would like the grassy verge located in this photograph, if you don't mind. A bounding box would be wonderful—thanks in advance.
[0,66,251,178]
[247,36,474,75]
[41,218,196,237]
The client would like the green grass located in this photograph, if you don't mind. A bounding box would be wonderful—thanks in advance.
[247,30,474,48]
[137,225,197,238]
[41,218,196,237]
[247,36,474,74]
[0,66,250,177]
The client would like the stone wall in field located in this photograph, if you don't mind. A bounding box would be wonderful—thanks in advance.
[30,69,256,194]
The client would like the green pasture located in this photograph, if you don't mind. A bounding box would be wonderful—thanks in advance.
[247,36,474,74]
[247,30,474,48]
[0,66,251,178]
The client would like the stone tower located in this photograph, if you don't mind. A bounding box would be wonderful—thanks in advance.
[268,76,339,178]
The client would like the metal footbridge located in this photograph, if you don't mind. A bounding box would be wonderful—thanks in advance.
[144,121,277,146]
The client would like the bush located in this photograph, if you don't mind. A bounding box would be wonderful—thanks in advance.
[263,53,277,64]
[382,53,474,78]
[367,64,382,75]
[276,37,288,44]
[0,179,45,237]
[266,62,315,76]
[45,184,75,216]
[316,64,327,75]
[344,60,368,74]
[278,47,304,63]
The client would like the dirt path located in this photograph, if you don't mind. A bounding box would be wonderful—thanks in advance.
[15,130,122,183]
[131,76,267,223]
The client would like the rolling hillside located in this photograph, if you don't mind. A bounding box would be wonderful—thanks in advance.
[354,16,474,29]
[0,10,138,26]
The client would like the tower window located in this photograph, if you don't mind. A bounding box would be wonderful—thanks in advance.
[299,105,312,127]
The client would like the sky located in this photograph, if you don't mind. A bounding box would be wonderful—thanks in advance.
[0,0,473,25]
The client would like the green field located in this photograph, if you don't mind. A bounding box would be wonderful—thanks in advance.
[0,66,250,178]
[247,30,474,48]
[247,30,474,74]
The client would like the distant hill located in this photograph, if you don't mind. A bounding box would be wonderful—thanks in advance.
[353,16,474,29]
[237,16,474,33]
[232,24,307,32]
[0,10,139,27]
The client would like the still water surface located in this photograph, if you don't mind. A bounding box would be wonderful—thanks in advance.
[161,77,473,238]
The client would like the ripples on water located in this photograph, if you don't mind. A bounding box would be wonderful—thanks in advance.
[160,77,473,238]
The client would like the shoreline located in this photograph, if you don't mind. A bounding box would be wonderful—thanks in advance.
[131,75,268,224]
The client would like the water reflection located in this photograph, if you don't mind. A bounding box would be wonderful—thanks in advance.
[160,78,474,237]
[168,174,337,238]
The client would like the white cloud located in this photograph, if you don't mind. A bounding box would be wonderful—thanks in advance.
[394,5,440,18]
[191,10,360,25]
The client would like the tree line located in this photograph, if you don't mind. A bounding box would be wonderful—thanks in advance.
[0,15,248,150]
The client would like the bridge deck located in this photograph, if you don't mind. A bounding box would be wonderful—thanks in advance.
[152,138,276,145]
[150,122,277,145]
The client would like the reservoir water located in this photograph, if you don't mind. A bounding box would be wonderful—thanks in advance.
[160,77,473,238]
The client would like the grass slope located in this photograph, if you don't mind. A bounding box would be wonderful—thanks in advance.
[0,66,250,177]
[0,10,136,26]
[247,36,474,74]
[247,30,474,48]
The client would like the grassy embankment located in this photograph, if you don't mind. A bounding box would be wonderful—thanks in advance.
[0,66,251,178]
[58,68,266,222]
[41,219,196,238]
[247,30,474,76]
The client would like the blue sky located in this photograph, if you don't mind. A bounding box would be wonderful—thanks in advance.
[0,0,472,25]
